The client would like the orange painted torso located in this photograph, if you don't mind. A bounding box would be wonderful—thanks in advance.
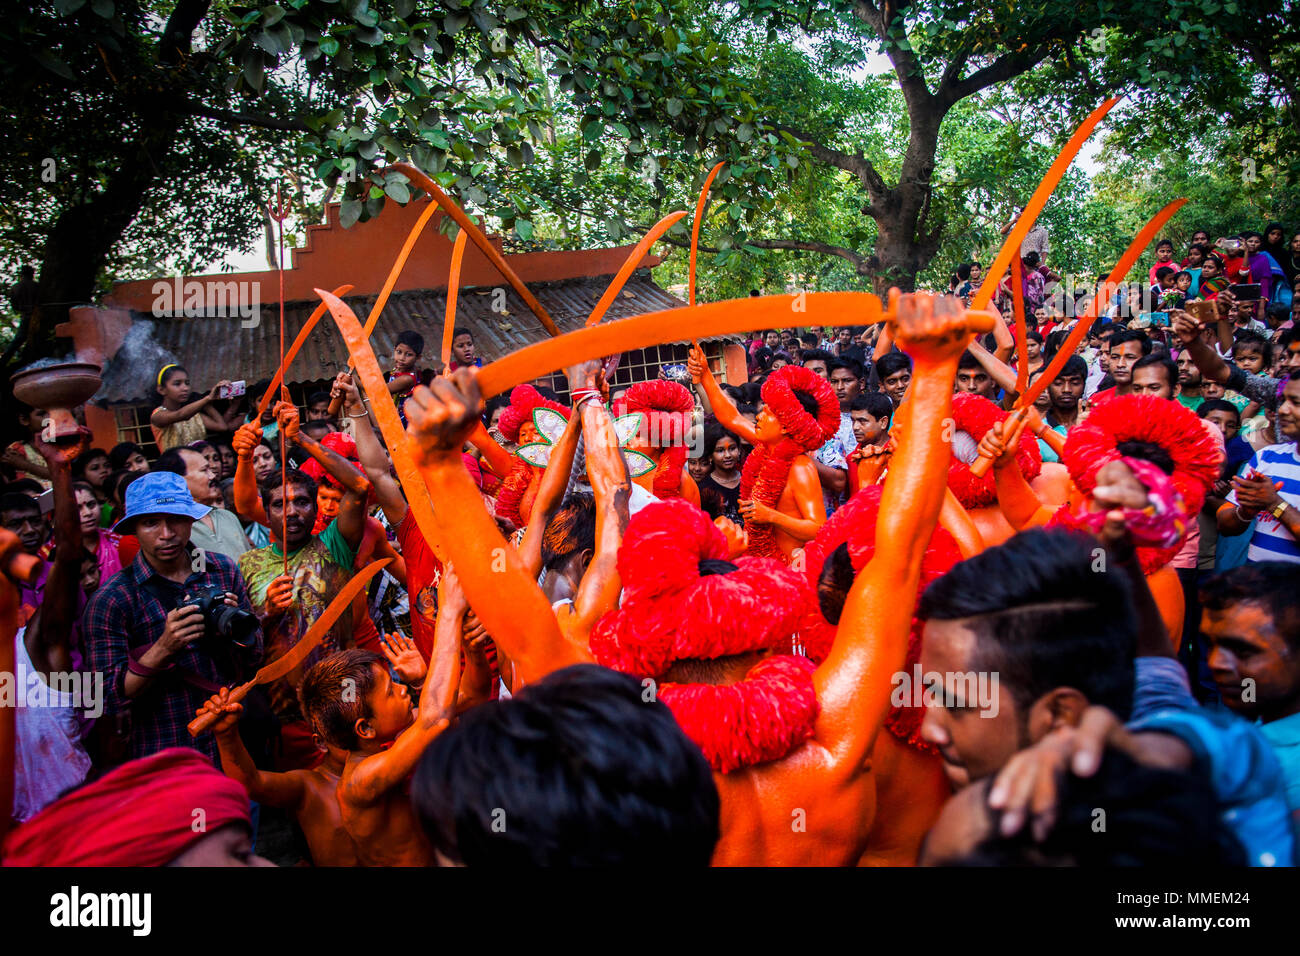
[859,734,950,866]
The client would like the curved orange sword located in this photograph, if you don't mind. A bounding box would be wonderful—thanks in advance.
[258,283,355,418]
[443,228,469,368]
[477,291,906,400]
[387,162,560,337]
[585,211,687,327]
[363,200,440,338]
[689,162,726,306]
[971,96,1122,312]
[316,288,445,562]
[968,198,1187,477]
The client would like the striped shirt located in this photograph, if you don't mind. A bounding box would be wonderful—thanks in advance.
[1227,442,1300,564]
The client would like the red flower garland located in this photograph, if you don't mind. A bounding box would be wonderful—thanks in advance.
[497,384,568,443]
[659,656,819,774]
[795,486,962,752]
[947,392,1042,509]
[590,499,819,771]
[493,459,537,531]
[1050,394,1222,574]
[738,366,840,561]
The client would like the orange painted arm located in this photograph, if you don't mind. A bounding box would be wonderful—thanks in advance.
[939,488,985,559]
[519,411,581,579]
[752,457,824,542]
[407,371,586,686]
[687,342,758,445]
[232,423,269,526]
[367,521,407,587]
[872,322,894,361]
[983,419,1056,529]
[816,296,992,770]
[468,420,516,480]
[567,394,632,644]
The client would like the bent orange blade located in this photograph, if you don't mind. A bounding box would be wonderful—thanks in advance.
[387,162,560,337]
[363,200,440,339]
[478,291,887,399]
[258,282,355,418]
[443,228,469,367]
[316,288,445,563]
[585,211,686,327]
[971,96,1122,311]
[1016,198,1187,410]
[690,162,726,306]
[187,557,392,736]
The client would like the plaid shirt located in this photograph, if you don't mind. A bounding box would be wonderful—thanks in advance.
[84,547,262,763]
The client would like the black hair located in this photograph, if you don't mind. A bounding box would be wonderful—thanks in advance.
[396,330,425,355]
[0,492,39,515]
[1198,398,1240,423]
[307,391,331,407]
[1023,251,1040,268]
[258,466,317,511]
[411,664,720,866]
[1155,238,1174,250]
[833,357,864,382]
[1231,331,1272,367]
[1132,353,1178,392]
[152,447,197,477]
[1052,355,1088,383]
[1155,265,1176,280]
[957,351,985,372]
[702,422,743,461]
[540,493,596,575]
[919,528,1137,720]
[957,262,972,281]
[109,442,146,471]
[1107,328,1152,356]
[799,332,819,348]
[157,364,187,389]
[71,447,110,480]
[1,479,44,498]
[876,351,912,381]
[944,751,1247,867]
[849,392,893,422]
[1200,563,1300,653]
[800,348,835,369]
[1025,329,1044,345]
[1173,270,1192,282]
[452,326,472,340]
[483,393,512,427]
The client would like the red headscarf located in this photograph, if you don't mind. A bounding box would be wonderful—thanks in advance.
[3,748,250,867]
[947,392,1042,509]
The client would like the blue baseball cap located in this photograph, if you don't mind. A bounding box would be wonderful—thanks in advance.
[112,471,210,534]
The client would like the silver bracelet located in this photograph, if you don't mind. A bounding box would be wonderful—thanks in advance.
[1235,504,1256,522]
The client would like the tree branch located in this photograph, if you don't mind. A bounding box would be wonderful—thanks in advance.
[159,0,212,65]
[653,231,875,275]
[769,122,886,205]
[178,101,313,134]
[852,0,933,108]
[939,46,1051,108]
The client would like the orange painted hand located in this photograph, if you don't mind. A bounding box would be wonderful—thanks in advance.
[714,516,749,558]
[266,574,294,612]
[738,499,776,526]
[890,292,995,364]
[405,369,483,466]
[33,426,91,465]
[381,632,428,685]
[686,343,708,384]
[198,688,243,736]
[232,422,262,460]
[976,417,1020,471]
[273,400,300,443]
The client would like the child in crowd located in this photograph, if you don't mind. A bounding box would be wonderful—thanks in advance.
[150,364,241,451]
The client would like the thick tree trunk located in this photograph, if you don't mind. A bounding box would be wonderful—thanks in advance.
[868,107,943,296]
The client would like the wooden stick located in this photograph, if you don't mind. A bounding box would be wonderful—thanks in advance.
[443,228,469,368]
[585,211,686,327]
[690,162,726,306]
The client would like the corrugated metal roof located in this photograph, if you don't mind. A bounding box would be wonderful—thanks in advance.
[96,273,739,404]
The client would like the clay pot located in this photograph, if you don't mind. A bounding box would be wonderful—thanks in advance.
[10,361,102,440]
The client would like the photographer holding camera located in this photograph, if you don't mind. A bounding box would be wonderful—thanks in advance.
[85,471,262,765]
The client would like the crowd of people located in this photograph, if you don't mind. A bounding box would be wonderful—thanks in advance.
[1,218,1298,868]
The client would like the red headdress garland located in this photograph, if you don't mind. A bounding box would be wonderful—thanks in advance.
[1050,394,1222,575]
[590,499,819,772]
[947,392,1042,509]
[299,433,370,533]
[615,379,695,499]
[796,486,962,752]
[494,385,569,529]
[738,365,840,562]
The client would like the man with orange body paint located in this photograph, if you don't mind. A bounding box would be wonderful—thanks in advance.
[404,293,992,864]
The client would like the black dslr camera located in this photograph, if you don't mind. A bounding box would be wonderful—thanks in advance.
[179,586,259,649]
